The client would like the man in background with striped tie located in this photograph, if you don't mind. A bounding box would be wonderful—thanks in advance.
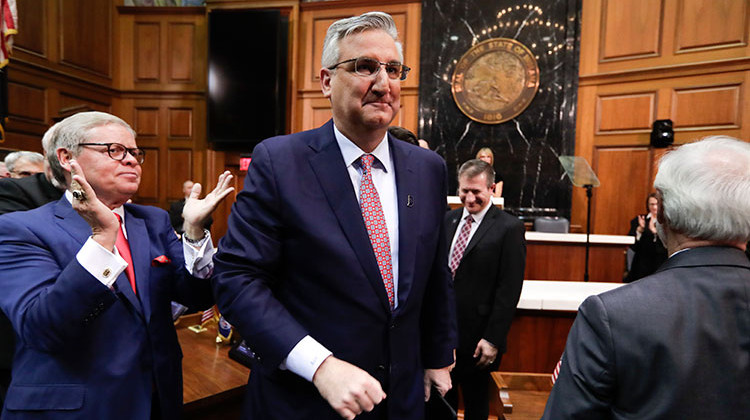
[435,159,525,420]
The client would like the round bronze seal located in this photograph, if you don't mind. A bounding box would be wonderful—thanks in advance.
[451,38,540,124]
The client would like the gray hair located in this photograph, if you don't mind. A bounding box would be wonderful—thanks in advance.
[458,159,495,188]
[654,136,750,243]
[320,11,403,69]
[42,111,136,186]
[4,151,44,172]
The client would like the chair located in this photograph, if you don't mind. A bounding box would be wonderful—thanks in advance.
[533,217,569,233]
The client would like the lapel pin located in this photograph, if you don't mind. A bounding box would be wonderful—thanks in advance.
[406,195,414,207]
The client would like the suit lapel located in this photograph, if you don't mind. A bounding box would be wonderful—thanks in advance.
[124,209,150,321]
[446,210,461,247]
[392,138,417,311]
[307,121,392,313]
[463,205,499,257]
[53,197,145,318]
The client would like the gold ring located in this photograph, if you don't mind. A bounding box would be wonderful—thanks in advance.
[72,190,87,201]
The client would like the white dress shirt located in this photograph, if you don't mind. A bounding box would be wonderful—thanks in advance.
[449,201,492,257]
[283,125,400,382]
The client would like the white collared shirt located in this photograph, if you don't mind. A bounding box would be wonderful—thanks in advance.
[67,190,215,288]
[449,201,492,257]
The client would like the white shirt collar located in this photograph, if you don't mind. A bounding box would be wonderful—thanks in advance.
[461,200,492,226]
[333,124,392,172]
[64,190,125,221]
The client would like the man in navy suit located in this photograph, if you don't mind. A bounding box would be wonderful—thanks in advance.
[542,136,750,418]
[213,12,456,420]
[0,111,233,419]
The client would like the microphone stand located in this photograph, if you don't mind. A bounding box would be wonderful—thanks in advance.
[584,184,593,282]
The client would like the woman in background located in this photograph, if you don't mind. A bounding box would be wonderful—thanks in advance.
[476,147,503,197]
[625,192,667,282]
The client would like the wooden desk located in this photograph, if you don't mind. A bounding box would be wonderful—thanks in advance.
[177,314,250,419]
[525,232,634,283]
[500,280,624,373]
[490,372,552,420]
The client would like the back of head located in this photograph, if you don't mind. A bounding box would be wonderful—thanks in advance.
[4,151,44,173]
[43,111,135,187]
[654,136,750,243]
[320,12,403,69]
[388,126,418,146]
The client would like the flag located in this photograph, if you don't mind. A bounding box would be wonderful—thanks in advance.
[200,305,218,327]
[0,0,17,69]
[215,315,233,344]
[551,354,563,384]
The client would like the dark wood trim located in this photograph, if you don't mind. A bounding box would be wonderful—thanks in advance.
[579,57,750,86]
[117,6,206,15]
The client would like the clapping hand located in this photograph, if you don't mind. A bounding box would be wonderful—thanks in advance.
[181,171,234,239]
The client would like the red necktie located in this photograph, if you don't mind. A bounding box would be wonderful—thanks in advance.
[449,215,473,277]
[358,154,395,309]
[114,214,136,293]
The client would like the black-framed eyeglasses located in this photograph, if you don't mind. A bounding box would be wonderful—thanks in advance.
[328,57,411,81]
[79,142,146,165]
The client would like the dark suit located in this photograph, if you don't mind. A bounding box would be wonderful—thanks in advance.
[440,205,525,419]
[0,173,63,406]
[543,246,750,419]
[212,120,457,419]
[0,198,213,419]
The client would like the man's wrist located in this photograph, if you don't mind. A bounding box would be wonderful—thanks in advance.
[183,228,209,244]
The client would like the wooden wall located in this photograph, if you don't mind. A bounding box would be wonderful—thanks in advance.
[573,0,750,235]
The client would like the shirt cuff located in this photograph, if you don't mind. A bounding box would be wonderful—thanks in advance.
[282,336,333,382]
[183,232,216,278]
[76,237,128,288]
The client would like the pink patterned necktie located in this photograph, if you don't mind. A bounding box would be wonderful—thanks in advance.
[358,154,395,309]
[449,215,473,277]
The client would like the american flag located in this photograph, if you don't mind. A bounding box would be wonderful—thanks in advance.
[0,0,17,68]
[551,355,563,384]
[201,305,217,326]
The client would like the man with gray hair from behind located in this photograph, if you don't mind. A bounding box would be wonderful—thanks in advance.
[542,135,750,419]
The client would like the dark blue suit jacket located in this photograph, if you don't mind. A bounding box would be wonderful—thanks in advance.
[0,197,212,419]
[213,120,457,419]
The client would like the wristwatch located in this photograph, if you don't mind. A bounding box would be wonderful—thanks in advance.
[184,228,210,245]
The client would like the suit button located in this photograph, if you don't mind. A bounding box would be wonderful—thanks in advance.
[390,323,396,330]
[376,365,386,371]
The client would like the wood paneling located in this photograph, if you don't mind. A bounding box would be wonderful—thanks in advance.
[593,148,654,235]
[14,0,47,57]
[600,0,662,61]
[138,147,160,202]
[672,85,741,128]
[135,23,161,82]
[676,0,747,52]
[168,23,195,82]
[168,108,193,138]
[8,82,46,123]
[597,93,655,132]
[499,310,575,373]
[60,0,111,77]
[135,107,160,137]
[167,149,193,200]
[525,241,630,283]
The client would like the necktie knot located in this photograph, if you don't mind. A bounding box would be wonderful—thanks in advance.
[359,154,375,171]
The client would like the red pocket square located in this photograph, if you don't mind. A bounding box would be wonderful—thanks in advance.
[152,255,171,266]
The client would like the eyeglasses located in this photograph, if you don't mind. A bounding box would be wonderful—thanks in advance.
[328,57,411,81]
[79,142,146,165]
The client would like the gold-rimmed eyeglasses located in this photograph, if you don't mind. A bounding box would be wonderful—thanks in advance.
[79,142,146,165]
[328,57,411,81]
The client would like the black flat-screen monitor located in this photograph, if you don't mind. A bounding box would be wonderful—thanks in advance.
[208,9,288,152]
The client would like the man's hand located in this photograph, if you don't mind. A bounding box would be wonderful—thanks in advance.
[69,159,119,251]
[424,366,452,401]
[312,356,386,420]
[636,215,646,233]
[182,171,234,240]
[473,338,498,368]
